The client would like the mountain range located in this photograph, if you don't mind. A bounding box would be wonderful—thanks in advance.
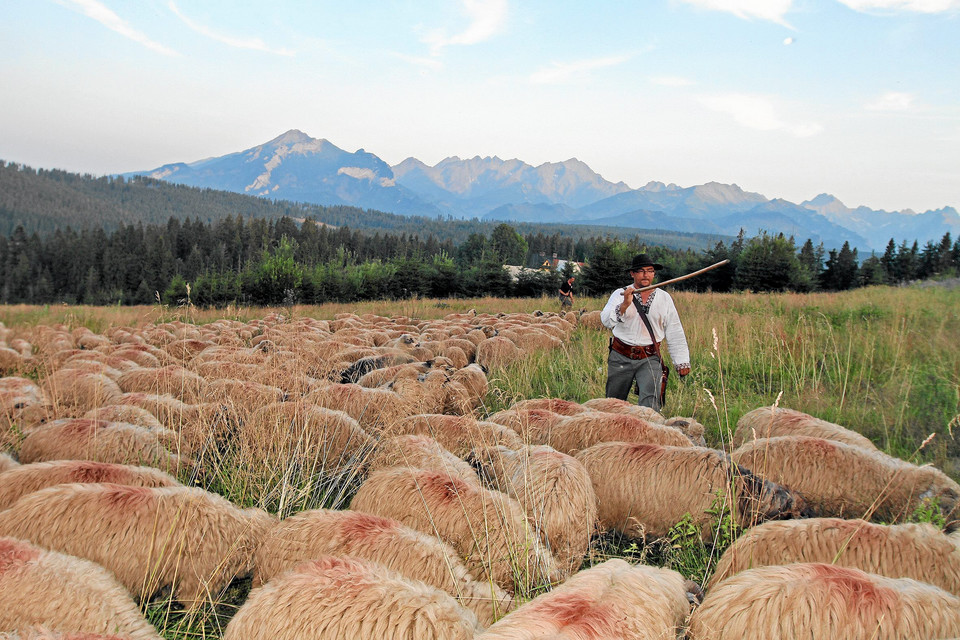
[129,129,959,252]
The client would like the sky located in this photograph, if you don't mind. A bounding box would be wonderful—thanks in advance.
[1,0,958,213]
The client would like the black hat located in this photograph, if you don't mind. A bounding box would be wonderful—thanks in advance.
[627,254,663,272]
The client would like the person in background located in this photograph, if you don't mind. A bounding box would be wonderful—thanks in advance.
[558,275,575,308]
[599,254,691,410]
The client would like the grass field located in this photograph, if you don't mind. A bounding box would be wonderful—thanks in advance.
[1,284,958,636]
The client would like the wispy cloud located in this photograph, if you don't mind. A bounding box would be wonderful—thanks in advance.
[836,0,959,12]
[422,0,508,54]
[677,0,796,27]
[700,93,823,137]
[59,0,178,56]
[649,75,695,87]
[865,91,917,111]
[168,2,294,56]
[530,55,631,84]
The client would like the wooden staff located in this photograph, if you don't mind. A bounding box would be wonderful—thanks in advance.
[636,259,730,292]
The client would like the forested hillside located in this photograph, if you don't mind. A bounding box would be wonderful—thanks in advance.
[0,161,726,251]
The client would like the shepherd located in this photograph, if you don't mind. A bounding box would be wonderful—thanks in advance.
[600,254,691,410]
[558,275,575,308]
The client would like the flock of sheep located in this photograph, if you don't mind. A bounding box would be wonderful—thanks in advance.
[1,308,959,639]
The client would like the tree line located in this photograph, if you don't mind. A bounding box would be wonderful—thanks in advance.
[0,214,956,307]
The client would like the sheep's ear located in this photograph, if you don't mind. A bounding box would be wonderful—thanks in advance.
[684,580,705,606]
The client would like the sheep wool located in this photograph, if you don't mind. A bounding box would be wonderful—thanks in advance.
[576,442,808,540]
[253,508,512,626]
[226,555,481,640]
[18,419,184,473]
[0,536,162,640]
[350,467,560,595]
[384,414,523,458]
[687,563,960,640]
[539,412,694,456]
[477,559,693,640]
[0,484,275,610]
[0,452,18,473]
[734,405,878,451]
[732,435,960,521]
[0,460,180,510]
[707,518,960,595]
[581,398,666,423]
[468,445,597,577]
[366,434,481,487]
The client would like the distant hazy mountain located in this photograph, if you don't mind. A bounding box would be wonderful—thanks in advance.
[392,155,632,218]
[802,194,960,251]
[127,130,439,217]
[122,130,959,252]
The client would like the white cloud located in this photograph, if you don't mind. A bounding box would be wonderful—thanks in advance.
[836,0,959,12]
[676,0,796,27]
[865,91,916,111]
[783,36,795,45]
[700,93,823,137]
[530,55,631,84]
[649,75,695,87]
[59,0,178,56]
[423,0,508,54]
[168,2,294,56]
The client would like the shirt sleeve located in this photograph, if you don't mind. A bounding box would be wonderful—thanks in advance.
[660,294,690,367]
[600,289,625,329]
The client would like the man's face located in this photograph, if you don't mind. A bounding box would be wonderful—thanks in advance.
[631,267,656,288]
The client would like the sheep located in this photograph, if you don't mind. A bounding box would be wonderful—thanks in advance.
[0,452,18,473]
[734,405,878,451]
[384,414,523,457]
[475,337,522,370]
[303,382,416,435]
[350,467,561,595]
[535,412,695,455]
[576,310,604,331]
[357,362,431,388]
[201,378,287,409]
[706,518,960,595]
[116,365,207,404]
[687,563,960,640]
[575,442,810,540]
[0,483,275,610]
[367,434,481,486]
[340,353,420,383]
[82,405,164,431]
[448,363,488,408]
[241,402,375,481]
[467,444,597,576]
[476,558,695,640]
[510,398,588,416]
[225,555,481,640]
[485,408,567,441]
[0,630,137,640]
[581,397,667,423]
[663,416,707,447]
[18,419,185,473]
[0,536,163,640]
[253,509,512,625]
[731,435,960,522]
[41,370,122,414]
[0,460,180,510]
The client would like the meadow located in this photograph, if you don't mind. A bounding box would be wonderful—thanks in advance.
[1,283,958,637]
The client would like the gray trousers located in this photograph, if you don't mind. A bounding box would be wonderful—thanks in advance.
[605,349,664,411]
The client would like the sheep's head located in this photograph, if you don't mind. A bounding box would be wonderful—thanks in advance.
[734,464,814,526]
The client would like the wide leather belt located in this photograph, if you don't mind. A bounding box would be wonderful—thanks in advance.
[611,336,658,360]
